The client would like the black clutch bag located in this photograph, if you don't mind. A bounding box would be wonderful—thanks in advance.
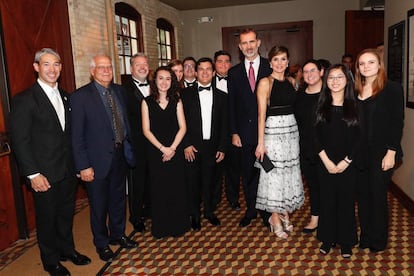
[258,154,275,173]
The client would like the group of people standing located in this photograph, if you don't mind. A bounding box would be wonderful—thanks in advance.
[9,27,403,275]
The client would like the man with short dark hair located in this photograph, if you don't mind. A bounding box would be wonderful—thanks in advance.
[183,56,197,87]
[228,29,272,227]
[181,57,229,231]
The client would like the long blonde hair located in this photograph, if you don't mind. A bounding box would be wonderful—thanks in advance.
[354,48,387,97]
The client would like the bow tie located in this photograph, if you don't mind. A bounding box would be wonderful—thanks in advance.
[185,80,196,87]
[198,86,211,92]
[133,79,149,87]
[217,75,227,81]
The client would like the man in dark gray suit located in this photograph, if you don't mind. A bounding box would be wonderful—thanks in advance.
[10,48,90,276]
[71,55,137,262]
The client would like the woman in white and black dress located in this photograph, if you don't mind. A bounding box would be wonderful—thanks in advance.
[255,46,304,239]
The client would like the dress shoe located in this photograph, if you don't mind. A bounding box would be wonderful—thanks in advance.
[369,246,385,253]
[133,220,145,232]
[230,202,241,211]
[109,235,138,248]
[60,250,91,265]
[191,216,201,231]
[96,246,114,262]
[205,215,221,226]
[44,262,70,276]
[302,227,318,234]
[239,217,252,227]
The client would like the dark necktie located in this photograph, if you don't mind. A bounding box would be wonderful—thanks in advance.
[248,61,256,92]
[106,89,124,144]
[217,75,227,81]
[198,86,211,92]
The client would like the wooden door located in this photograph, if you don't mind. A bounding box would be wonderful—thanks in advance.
[0,0,76,250]
[222,21,313,67]
[345,10,384,61]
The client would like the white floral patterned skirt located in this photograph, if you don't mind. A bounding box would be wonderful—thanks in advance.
[255,114,304,213]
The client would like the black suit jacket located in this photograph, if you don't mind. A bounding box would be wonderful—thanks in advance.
[9,82,74,183]
[71,82,135,178]
[123,76,149,158]
[181,85,229,153]
[358,80,404,167]
[228,56,272,146]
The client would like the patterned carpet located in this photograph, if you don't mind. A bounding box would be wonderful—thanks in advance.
[1,189,413,275]
[98,189,414,275]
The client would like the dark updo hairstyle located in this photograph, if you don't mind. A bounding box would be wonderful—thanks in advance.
[268,45,289,75]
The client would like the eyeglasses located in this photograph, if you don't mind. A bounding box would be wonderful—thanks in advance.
[303,68,319,74]
[327,75,346,82]
[184,64,195,69]
[96,65,113,72]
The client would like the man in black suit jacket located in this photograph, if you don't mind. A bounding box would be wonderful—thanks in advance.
[71,55,137,262]
[212,50,242,211]
[228,29,272,227]
[9,48,90,276]
[181,57,229,230]
[123,53,151,233]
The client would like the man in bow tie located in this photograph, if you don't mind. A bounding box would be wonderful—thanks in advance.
[181,57,229,231]
[122,53,151,233]
[212,50,242,212]
[183,56,197,87]
[9,48,91,276]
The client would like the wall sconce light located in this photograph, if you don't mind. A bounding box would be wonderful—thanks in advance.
[197,16,214,23]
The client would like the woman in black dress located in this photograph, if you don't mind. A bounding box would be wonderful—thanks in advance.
[295,59,324,233]
[141,66,190,239]
[314,64,362,258]
[354,49,404,253]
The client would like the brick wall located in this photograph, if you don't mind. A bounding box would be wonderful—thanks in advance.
[67,0,182,87]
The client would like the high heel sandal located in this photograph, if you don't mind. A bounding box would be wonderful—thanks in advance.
[341,246,352,258]
[268,218,288,239]
[319,243,331,255]
[279,215,294,232]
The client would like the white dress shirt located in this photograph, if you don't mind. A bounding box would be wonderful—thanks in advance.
[198,82,213,140]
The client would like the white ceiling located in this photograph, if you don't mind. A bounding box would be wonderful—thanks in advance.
[158,0,294,10]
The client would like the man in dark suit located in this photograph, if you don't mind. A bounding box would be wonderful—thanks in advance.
[123,53,151,233]
[212,50,242,211]
[9,48,90,276]
[71,55,137,262]
[228,29,272,227]
[181,57,229,231]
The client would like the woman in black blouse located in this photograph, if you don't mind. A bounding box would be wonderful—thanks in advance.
[354,49,404,253]
[295,59,324,234]
[314,64,362,258]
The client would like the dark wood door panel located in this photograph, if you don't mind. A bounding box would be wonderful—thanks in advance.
[222,21,313,67]
[0,0,76,250]
[345,10,384,61]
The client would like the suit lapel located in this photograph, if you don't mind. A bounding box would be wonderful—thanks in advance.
[34,83,63,131]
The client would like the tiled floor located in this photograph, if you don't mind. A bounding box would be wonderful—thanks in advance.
[1,190,413,275]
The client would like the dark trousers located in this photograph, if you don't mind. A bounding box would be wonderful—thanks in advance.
[86,147,127,248]
[127,158,150,224]
[241,144,260,219]
[33,176,76,267]
[317,164,357,247]
[357,153,393,250]
[186,141,218,218]
[300,157,320,216]
[213,144,241,208]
